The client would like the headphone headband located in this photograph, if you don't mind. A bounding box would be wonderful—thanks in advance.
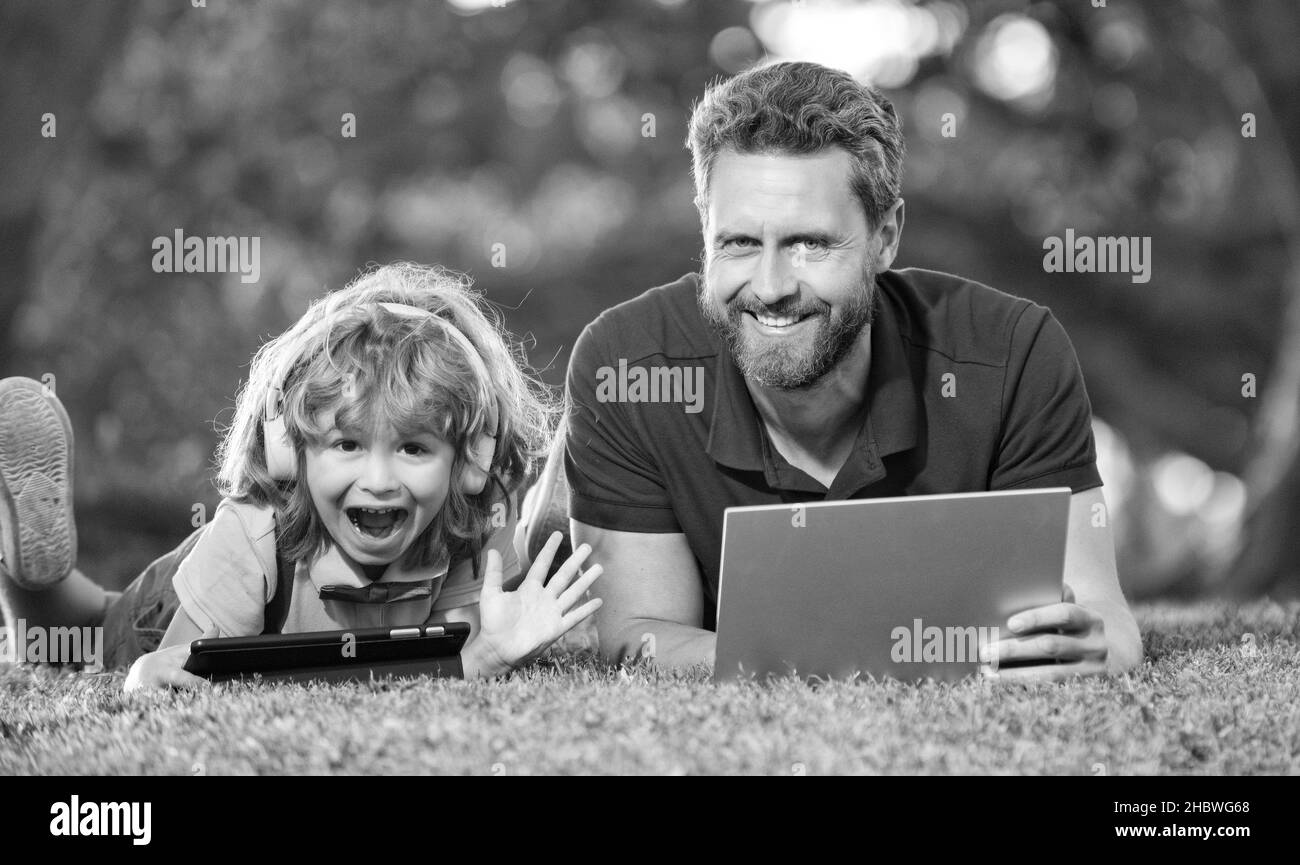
[260,300,500,491]
[265,302,494,418]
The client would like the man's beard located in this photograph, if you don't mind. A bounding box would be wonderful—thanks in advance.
[698,265,878,390]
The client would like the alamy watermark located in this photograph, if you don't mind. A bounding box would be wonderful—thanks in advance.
[50,796,151,846]
[890,618,999,668]
[0,618,103,669]
[595,359,704,414]
[151,229,261,283]
[1042,229,1151,284]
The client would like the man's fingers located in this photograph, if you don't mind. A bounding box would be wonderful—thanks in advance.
[556,563,602,612]
[982,633,1106,666]
[982,659,1105,684]
[544,543,592,596]
[1007,602,1095,635]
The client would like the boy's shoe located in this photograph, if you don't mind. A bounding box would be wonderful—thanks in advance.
[0,377,77,589]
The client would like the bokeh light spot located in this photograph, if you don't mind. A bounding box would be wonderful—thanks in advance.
[972,14,1057,108]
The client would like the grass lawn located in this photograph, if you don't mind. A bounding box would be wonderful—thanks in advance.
[1,600,1297,775]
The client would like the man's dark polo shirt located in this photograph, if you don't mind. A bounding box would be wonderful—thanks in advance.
[564,268,1102,628]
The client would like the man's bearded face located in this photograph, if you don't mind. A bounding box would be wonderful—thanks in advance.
[698,149,878,389]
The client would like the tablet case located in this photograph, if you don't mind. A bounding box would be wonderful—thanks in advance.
[185,625,471,684]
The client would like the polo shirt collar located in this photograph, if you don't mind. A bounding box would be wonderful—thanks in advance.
[706,273,919,481]
[305,543,450,594]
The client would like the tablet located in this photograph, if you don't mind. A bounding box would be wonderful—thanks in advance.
[183,623,471,684]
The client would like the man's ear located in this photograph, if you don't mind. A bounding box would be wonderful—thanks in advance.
[873,198,905,271]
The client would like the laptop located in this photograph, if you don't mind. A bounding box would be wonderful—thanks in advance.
[713,488,1071,683]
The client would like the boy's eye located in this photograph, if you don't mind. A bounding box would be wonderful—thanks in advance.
[334,440,360,453]
[400,443,427,457]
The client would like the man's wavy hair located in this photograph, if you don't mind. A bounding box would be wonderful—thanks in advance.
[686,61,905,228]
[215,262,556,570]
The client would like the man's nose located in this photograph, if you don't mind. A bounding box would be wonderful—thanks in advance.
[749,245,798,306]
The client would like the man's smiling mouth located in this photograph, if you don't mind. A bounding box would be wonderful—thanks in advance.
[745,310,815,330]
[346,507,409,539]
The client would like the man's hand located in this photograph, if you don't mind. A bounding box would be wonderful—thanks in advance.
[123,643,210,693]
[468,533,603,677]
[980,586,1110,682]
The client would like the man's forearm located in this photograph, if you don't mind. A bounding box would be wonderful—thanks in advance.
[603,618,716,669]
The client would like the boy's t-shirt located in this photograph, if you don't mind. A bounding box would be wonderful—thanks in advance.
[173,495,521,637]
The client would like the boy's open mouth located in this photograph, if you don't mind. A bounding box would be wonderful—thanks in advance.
[346,507,408,539]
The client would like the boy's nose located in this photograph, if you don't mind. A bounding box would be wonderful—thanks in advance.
[358,453,399,494]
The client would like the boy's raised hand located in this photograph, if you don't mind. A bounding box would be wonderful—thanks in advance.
[473,532,603,675]
[123,643,210,693]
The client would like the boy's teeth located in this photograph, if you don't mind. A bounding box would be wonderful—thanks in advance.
[347,507,406,538]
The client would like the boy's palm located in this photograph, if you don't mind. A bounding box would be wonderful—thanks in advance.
[476,535,602,671]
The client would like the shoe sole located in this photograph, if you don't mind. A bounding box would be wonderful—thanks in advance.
[0,377,77,589]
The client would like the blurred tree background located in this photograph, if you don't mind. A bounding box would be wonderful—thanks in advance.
[1,0,1296,598]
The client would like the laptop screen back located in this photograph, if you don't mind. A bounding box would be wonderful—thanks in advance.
[713,488,1071,683]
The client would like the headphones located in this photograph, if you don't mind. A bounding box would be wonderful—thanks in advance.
[261,301,498,495]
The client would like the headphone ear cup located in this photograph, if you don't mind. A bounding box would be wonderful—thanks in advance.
[263,415,296,481]
[459,433,496,495]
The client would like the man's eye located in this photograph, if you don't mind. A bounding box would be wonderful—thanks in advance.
[722,238,757,250]
[795,239,828,252]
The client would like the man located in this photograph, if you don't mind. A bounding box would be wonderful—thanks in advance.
[563,61,1142,681]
